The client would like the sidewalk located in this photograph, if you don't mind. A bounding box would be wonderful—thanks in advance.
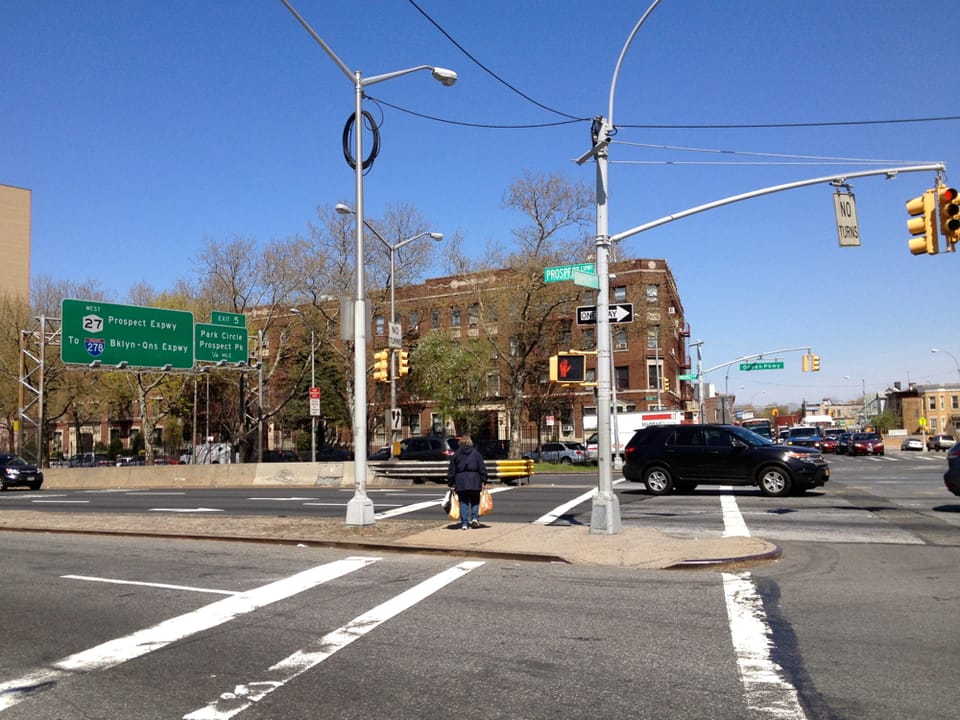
[0,511,779,569]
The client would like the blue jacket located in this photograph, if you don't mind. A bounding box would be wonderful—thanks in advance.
[446,445,488,492]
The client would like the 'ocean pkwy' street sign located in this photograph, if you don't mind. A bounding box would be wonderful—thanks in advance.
[739,361,785,371]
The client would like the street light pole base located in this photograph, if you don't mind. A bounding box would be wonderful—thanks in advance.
[590,492,622,534]
[345,493,375,526]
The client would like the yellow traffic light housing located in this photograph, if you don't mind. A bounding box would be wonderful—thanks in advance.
[663,376,670,392]
[549,353,586,384]
[802,353,810,372]
[906,189,939,255]
[938,185,960,253]
[372,349,390,383]
[810,355,821,372]
[397,349,410,377]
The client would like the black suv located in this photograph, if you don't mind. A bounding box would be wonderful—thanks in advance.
[398,436,459,461]
[622,424,830,497]
[0,454,44,491]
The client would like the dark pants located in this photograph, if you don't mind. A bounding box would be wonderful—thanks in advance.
[458,489,481,526]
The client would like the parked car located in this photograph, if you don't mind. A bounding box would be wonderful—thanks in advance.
[848,432,884,456]
[785,426,823,450]
[477,439,510,460]
[312,446,354,461]
[68,452,110,467]
[944,439,960,496]
[900,437,924,451]
[524,442,588,465]
[260,449,300,462]
[0,454,44,491]
[927,434,956,451]
[368,446,391,461]
[397,436,459,461]
[622,424,830,497]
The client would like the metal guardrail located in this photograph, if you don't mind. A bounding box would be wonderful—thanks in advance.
[371,459,535,485]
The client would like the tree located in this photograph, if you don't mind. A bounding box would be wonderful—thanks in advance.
[409,333,489,437]
[441,170,594,457]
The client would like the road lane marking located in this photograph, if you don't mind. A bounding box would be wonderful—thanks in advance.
[720,487,751,537]
[63,575,238,596]
[31,500,90,504]
[722,571,807,719]
[374,485,512,519]
[148,508,224,513]
[184,560,484,720]
[0,556,380,712]
[534,479,626,525]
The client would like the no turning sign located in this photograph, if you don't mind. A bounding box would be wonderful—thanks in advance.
[834,191,861,247]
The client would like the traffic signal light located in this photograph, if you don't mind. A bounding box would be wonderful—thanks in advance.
[810,355,821,372]
[802,354,811,372]
[938,185,960,252]
[372,349,390,383]
[397,349,410,377]
[906,188,939,255]
[663,376,670,392]
[549,353,586,384]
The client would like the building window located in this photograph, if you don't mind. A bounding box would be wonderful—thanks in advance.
[645,284,659,304]
[468,303,479,327]
[560,322,572,348]
[614,327,628,350]
[451,307,461,328]
[929,396,937,410]
[647,325,660,350]
[581,328,596,350]
[586,367,597,384]
[613,285,627,303]
[374,315,385,336]
[486,372,500,396]
[615,365,629,391]
[431,308,440,329]
[647,361,662,389]
[952,395,958,410]
[408,311,420,330]
[407,412,421,436]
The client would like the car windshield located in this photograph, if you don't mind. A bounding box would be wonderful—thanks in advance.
[853,433,879,440]
[0,454,29,466]
[727,425,774,446]
[788,428,818,437]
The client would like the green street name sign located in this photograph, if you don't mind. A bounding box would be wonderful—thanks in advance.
[740,361,785,371]
[61,299,194,369]
[195,323,249,364]
[678,373,699,381]
[544,263,596,283]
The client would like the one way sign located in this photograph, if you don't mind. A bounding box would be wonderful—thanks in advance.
[576,303,634,325]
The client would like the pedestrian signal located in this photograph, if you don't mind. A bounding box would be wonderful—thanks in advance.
[549,353,586,384]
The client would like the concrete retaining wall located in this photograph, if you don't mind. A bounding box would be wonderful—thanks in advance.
[42,462,372,490]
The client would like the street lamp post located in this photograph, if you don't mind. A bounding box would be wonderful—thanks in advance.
[336,203,441,455]
[290,308,316,462]
[281,0,456,526]
[575,0,662,534]
[931,348,960,383]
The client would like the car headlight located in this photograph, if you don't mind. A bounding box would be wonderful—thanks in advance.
[785,451,815,462]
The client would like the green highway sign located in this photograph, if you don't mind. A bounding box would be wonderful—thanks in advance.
[61,299,194,369]
[678,373,699,381]
[544,262,596,283]
[211,310,246,328]
[740,361,785,371]
[195,323,249,364]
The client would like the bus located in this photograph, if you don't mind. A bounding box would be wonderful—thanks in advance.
[740,417,775,440]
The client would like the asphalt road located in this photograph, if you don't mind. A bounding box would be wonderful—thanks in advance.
[1,451,958,719]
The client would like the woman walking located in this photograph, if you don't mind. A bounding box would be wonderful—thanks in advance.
[446,436,488,529]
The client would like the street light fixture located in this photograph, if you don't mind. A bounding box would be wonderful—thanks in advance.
[281,0,456,526]
[290,308,316,462]
[931,348,960,383]
[336,204,442,456]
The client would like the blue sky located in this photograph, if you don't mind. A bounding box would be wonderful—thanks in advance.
[3,0,959,407]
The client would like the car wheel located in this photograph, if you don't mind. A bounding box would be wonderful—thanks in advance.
[29,481,42,491]
[758,466,791,497]
[560,457,571,464]
[643,466,673,495]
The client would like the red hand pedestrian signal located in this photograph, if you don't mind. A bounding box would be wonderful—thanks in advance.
[549,353,586,383]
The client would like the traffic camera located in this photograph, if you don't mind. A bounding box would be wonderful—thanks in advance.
[906,189,939,255]
[372,349,390,383]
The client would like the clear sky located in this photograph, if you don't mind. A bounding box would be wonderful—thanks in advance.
[4,0,959,408]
